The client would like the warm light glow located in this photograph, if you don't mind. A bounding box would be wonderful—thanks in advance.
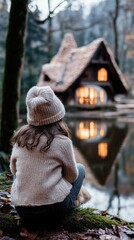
[98,142,108,158]
[98,68,108,82]
[77,121,98,140]
[89,88,97,104]
[89,122,97,138]
[100,125,105,137]
[77,122,90,139]
[79,97,84,104]
[84,87,89,97]
[100,89,105,103]
[76,121,107,140]
[76,86,89,104]
[76,86,107,105]
[76,86,98,105]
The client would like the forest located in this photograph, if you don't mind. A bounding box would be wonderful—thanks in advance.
[0,0,133,153]
[0,1,134,239]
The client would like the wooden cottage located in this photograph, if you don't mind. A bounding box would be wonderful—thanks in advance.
[38,33,128,109]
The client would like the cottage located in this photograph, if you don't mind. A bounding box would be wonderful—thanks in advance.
[38,33,128,109]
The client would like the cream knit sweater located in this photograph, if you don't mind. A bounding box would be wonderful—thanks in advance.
[10,135,78,206]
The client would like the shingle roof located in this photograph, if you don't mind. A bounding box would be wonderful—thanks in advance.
[37,33,128,92]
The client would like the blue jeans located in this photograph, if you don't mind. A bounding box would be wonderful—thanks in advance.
[16,163,85,220]
[60,163,85,210]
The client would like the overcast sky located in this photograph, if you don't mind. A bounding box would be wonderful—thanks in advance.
[35,0,102,17]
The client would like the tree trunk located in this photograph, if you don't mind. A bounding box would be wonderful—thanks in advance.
[0,0,28,153]
[113,0,119,65]
[47,0,52,62]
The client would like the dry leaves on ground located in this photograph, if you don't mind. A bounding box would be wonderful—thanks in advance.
[0,190,134,240]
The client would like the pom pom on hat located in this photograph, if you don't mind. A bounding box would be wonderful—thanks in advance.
[26,86,65,126]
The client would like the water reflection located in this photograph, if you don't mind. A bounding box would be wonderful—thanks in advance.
[67,118,134,222]
[0,117,133,222]
[76,121,107,140]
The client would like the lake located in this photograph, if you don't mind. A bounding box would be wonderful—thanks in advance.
[66,116,134,222]
[0,115,133,222]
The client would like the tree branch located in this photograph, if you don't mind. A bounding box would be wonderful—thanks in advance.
[31,0,67,24]
[52,0,67,14]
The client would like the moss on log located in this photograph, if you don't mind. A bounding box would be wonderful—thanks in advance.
[0,208,131,236]
[0,212,19,235]
[62,208,125,232]
[0,173,133,238]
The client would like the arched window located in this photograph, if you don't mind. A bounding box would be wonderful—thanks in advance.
[76,85,107,105]
[76,86,97,105]
[98,68,108,82]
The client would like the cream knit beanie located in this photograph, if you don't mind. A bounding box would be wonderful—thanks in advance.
[26,86,65,126]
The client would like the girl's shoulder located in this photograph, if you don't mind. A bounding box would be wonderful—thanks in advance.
[40,134,71,146]
[53,135,72,147]
[55,134,71,141]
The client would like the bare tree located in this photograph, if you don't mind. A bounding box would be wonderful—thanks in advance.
[31,0,69,61]
[47,0,52,60]
[109,0,119,65]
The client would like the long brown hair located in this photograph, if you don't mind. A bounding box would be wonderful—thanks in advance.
[11,120,71,152]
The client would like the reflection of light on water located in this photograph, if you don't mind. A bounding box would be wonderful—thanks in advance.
[68,118,133,221]
[98,142,108,159]
[83,183,134,222]
[76,121,107,141]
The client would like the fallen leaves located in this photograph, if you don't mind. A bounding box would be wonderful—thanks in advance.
[0,188,134,239]
[0,191,14,214]
[20,227,39,240]
[12,225,134,240]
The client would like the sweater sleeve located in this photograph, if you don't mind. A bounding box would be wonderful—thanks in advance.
[10,146,17,175]
[61,138,78,183]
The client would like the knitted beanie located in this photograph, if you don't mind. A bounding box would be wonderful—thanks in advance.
[26,86,65,126]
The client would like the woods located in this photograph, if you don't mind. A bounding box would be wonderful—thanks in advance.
[0,1,134,238]
[0,0,133,154]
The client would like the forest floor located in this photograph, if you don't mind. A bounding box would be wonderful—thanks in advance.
[0,173,134,240]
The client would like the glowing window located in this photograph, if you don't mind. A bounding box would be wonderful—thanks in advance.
[76,86,107,105]
[89,88,97,104]
[98,68,108,82]
[76,86,98,105]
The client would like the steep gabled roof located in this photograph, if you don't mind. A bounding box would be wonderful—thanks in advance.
[38,33,128,92]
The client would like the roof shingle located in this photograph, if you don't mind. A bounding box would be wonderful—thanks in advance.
[38,33,128,92]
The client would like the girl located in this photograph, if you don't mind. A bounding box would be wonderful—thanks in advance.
[10,86,85,223]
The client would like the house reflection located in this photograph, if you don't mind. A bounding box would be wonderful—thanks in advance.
[98,142,108,159]
[76,121,108,159]
[68,119,128,186]
[76,121,106,140]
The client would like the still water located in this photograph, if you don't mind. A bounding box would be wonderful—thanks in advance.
[0,117,133,222]
[66,117,134,222]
